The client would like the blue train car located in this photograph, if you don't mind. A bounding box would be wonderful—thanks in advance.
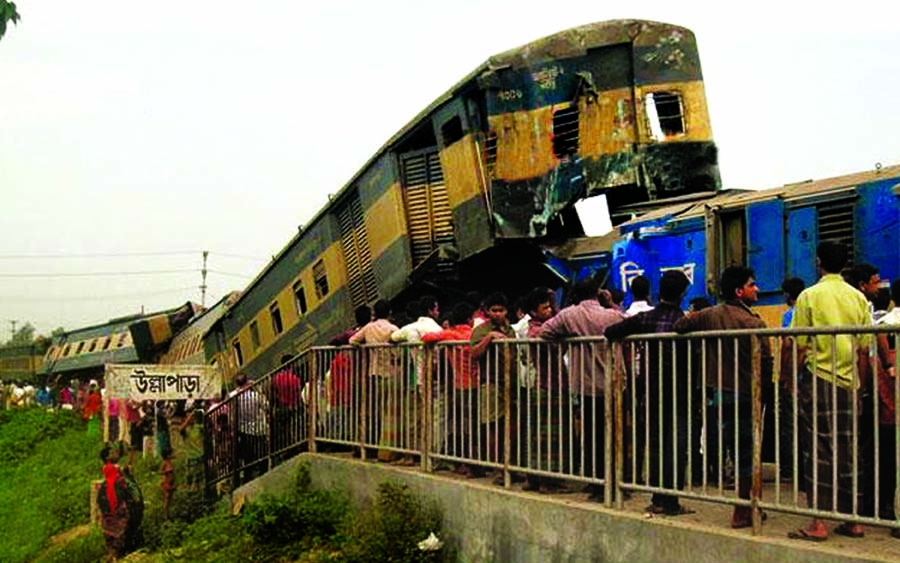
[608,164,900,327]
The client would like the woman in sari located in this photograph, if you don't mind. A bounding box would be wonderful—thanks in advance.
[97,443,134,561]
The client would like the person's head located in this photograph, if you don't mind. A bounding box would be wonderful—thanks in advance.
[449,302,475,326]
[719,265,758,304]
[354,305,372,327]
[234,374,249,388]
[162,445,173,460]
[482,292,508,326]
[279,354,293,366]
[419,295,439,320]
[874,287,891,312]
[659,270,690,304]
[689,296,712,312]
[372,299,392,320]
[781,277,806,307]
[526,287,554,322]
[513,297,527,321]
[609,288,625,309]
[571,279,600,305]
[629,275,651,302]
[817,241,848,274]
[100,442,121,464]
[847,263,880,300]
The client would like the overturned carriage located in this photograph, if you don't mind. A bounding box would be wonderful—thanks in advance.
[207,20,721,380]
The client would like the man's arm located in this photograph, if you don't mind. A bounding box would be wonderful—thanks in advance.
[672,313,700,334]
[538,313,568,340]
[349,327,365,346]
[603,314,642,340]
[390,325,411,343]
[471,329,506,360]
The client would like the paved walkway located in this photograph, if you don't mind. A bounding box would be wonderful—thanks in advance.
[323,451,900,562]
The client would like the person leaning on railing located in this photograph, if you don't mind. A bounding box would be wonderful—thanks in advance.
[673,265,773,529]
[605,270,692,516]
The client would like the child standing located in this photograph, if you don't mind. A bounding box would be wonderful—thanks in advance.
[160,446,175,520]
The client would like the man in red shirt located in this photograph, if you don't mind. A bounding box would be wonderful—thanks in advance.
[424,302,477,474]
[271,354,302,452]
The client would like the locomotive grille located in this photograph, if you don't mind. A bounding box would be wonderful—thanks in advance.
[337,192,378,307]
[402,150,456,273]
[817,200,855,260]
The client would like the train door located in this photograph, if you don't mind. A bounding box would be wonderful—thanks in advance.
[399,143,457,277]
[786,206,818,288]
[704,205,746,297]
[746,199,785,296]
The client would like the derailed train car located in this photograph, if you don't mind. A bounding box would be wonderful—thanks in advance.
[607,164,900,328]
[38,303,198,383]
[206,20,721,380]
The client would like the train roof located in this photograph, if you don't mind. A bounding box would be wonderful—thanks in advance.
[160,290,240,364]
[229,19,697,311]
[617,163,900,230]
[39,302,199,376]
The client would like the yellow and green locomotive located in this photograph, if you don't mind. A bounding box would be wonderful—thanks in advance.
[208,19,720,380]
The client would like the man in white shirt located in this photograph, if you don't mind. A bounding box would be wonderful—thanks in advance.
[625,275,654,317]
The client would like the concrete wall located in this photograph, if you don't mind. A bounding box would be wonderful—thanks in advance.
[233,454,890,563]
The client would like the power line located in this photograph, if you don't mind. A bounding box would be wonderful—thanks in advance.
[0,286,200,302]
[0,250,269,261]
[0,269,199,278]
[0,251,200,259]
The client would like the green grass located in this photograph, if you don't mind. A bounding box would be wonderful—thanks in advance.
[0,409,98,563]
[0,409,454,562]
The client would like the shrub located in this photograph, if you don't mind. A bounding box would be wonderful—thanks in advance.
[242,488,349,546]
[341,482,450,563]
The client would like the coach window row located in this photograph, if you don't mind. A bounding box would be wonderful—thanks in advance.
[232,259,329,367]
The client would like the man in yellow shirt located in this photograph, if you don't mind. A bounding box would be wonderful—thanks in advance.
[789,241,870,542]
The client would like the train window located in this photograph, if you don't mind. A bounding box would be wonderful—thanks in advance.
[293,281,308,315]
[88,338,98,353]
[75,342,85,355]
[62,344,71,357]
[116,333,127,348]
[232,339,244,366]
[552,105,579,159]
[313,260,329,299]
[102,336,111,351]
[484,131,498,179]
[441,116,464,146]
[270,302,283,336]
[645,92,684,141]
[249,321,261,352]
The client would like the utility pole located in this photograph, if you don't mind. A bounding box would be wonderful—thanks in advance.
[9,319,16,341]
[201,250,209,307]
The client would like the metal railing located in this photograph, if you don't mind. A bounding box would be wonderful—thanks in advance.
[203,325,900,535]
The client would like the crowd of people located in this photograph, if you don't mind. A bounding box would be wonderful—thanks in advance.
[205,239,900,544]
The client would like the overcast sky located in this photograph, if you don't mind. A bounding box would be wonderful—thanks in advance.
[1,1,898,338]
